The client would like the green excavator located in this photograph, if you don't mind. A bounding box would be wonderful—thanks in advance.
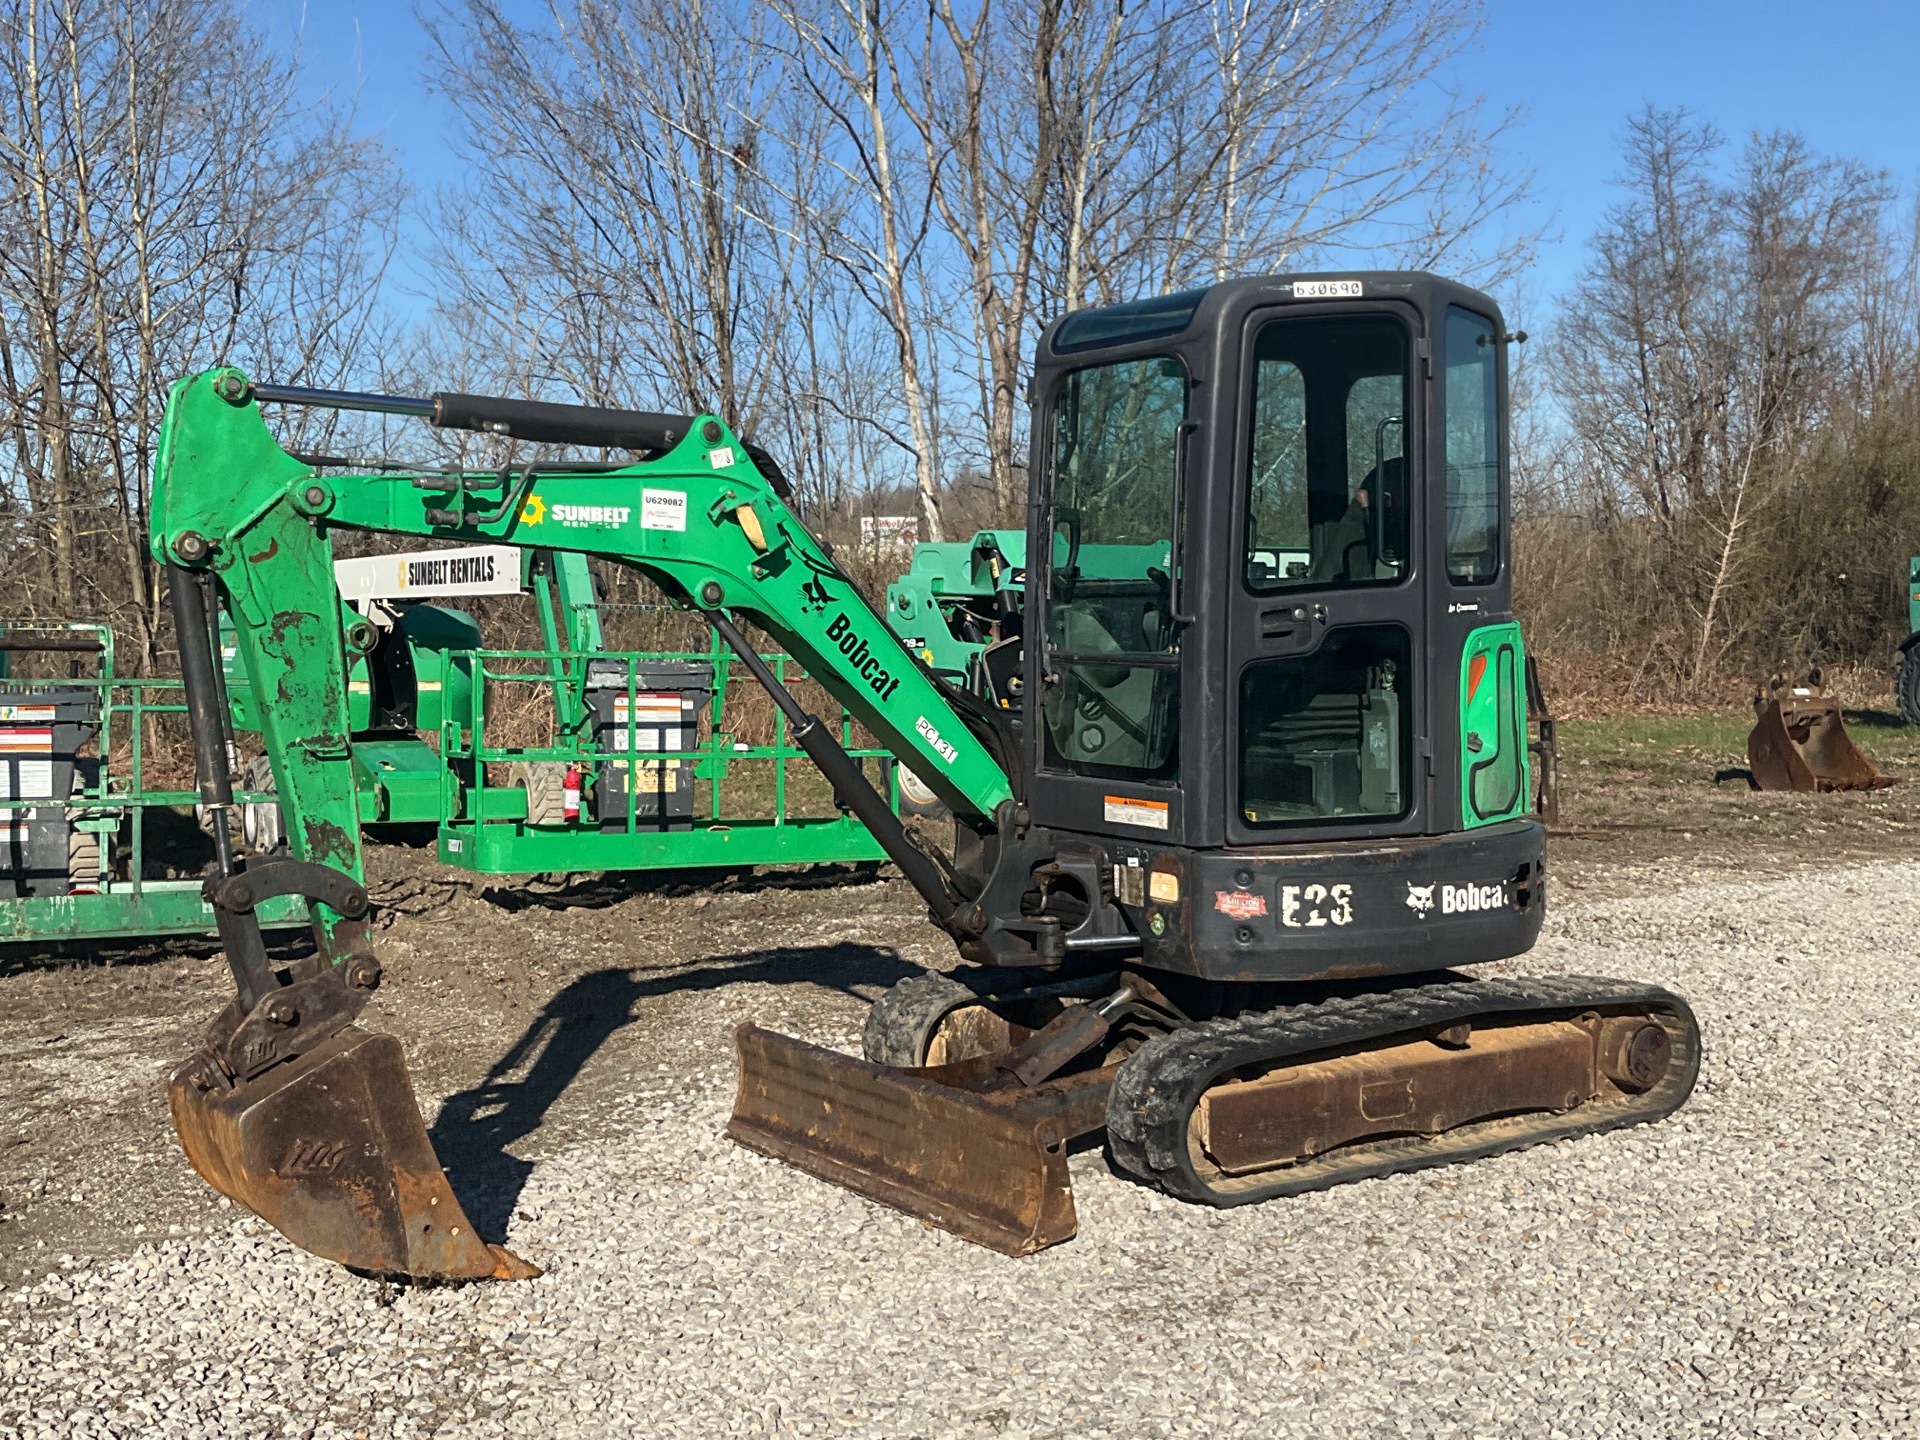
[149,273,1699,1276]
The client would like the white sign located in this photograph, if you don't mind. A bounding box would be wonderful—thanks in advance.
[914,715,960,766]
[333,545,523,605]
[642,489,688,531]
[610,693,689,753]
[1103,795,1169,830]
[861,514,917,554]
[0,727,54,800]
[1291,279,1363,299]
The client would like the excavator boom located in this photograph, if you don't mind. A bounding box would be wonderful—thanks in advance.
[151,369,1018,1277]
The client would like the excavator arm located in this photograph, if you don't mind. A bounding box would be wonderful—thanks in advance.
[149,368,1022,1277]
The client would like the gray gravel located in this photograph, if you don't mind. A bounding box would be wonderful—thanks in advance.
[5,861,1920,1439]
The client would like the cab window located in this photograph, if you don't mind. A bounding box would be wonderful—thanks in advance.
[1042,356,1186,781]
[1244,316,1409,591]
[1444,307,1501,585]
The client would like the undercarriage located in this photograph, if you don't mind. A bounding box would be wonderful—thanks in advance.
[730,967,1698,1254]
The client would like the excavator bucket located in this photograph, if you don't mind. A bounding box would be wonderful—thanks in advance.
[170,1026,538,1280]
[728,1024,1114,1256]
[1746,694,1896,793]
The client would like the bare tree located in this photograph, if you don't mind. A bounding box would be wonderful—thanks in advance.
[1041,0,1535,312]
[421,0,909,534]
[0,0,400,663]
[765,0,957,540]
[1554,109,1893,682]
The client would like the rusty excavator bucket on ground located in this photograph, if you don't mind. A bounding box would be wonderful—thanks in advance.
[163,567,535,1282]
[1746,679,1897,793]
[171,1010,537,1280]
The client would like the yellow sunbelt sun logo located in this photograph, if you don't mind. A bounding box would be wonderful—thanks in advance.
[519,494,547,526]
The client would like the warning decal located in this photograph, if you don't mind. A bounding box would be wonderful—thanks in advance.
[1103,795,1169,831]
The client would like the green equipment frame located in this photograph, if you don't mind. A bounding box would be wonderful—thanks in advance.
[0,621,308,944]
[435,628,892,874]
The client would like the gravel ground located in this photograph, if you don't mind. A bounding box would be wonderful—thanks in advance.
[4,861,1919,1439]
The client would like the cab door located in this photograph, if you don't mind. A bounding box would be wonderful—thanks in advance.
[1225,302,1428,846]
[1026,354,1191,841]
[1427,304,1528,829]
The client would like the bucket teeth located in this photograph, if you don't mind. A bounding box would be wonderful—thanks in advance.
[728,1023,1113,1256]
[170,1025,537,1280]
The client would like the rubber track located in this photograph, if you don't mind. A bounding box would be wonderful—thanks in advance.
[1105,975,1700,1206]
[861,972,978,1066]
[861,967,1123,1066]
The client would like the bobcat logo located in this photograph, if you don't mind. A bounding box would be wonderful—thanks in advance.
[1405,883,1436,917]
[801,574,835,614]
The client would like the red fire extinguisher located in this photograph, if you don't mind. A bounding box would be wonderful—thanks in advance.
[562,763,582,823]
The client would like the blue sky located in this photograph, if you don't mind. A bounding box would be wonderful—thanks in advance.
[261,0,1920,325]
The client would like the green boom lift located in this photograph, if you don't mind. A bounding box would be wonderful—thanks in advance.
[1897,556,1920,726]
[232,542,894,873]
[147,273,1700,1281]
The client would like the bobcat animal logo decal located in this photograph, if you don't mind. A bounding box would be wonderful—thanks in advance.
[801,573,834,614]
[1404,883,1436,917]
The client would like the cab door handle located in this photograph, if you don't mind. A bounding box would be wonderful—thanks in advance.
[1258,603,1326,649]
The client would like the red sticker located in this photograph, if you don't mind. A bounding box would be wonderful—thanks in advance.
[1466,652,1488,701]
[1214,890,1267,920]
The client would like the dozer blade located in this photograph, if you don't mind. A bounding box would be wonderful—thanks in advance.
[728,1023,1114,1256]
[170,1026,538,1280]
[1747,696,1896,793]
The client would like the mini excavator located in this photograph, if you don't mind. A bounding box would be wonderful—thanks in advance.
[150,274,1699,1276]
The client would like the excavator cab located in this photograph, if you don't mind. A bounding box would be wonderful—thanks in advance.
[151,272,1697,1278]
[1012,277,1540,970]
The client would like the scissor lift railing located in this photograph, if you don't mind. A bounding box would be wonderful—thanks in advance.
[0,622,307,944]
[435,633,895,873]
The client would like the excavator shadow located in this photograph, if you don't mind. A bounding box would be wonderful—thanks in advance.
[426,941,921,1241]
[473,862,888,914]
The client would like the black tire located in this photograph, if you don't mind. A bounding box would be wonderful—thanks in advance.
[1898,645,1920,727]
[66,766,100,892]
[860,967,1120,1067]
[240,754,285,853]
[860,971,978,1066]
